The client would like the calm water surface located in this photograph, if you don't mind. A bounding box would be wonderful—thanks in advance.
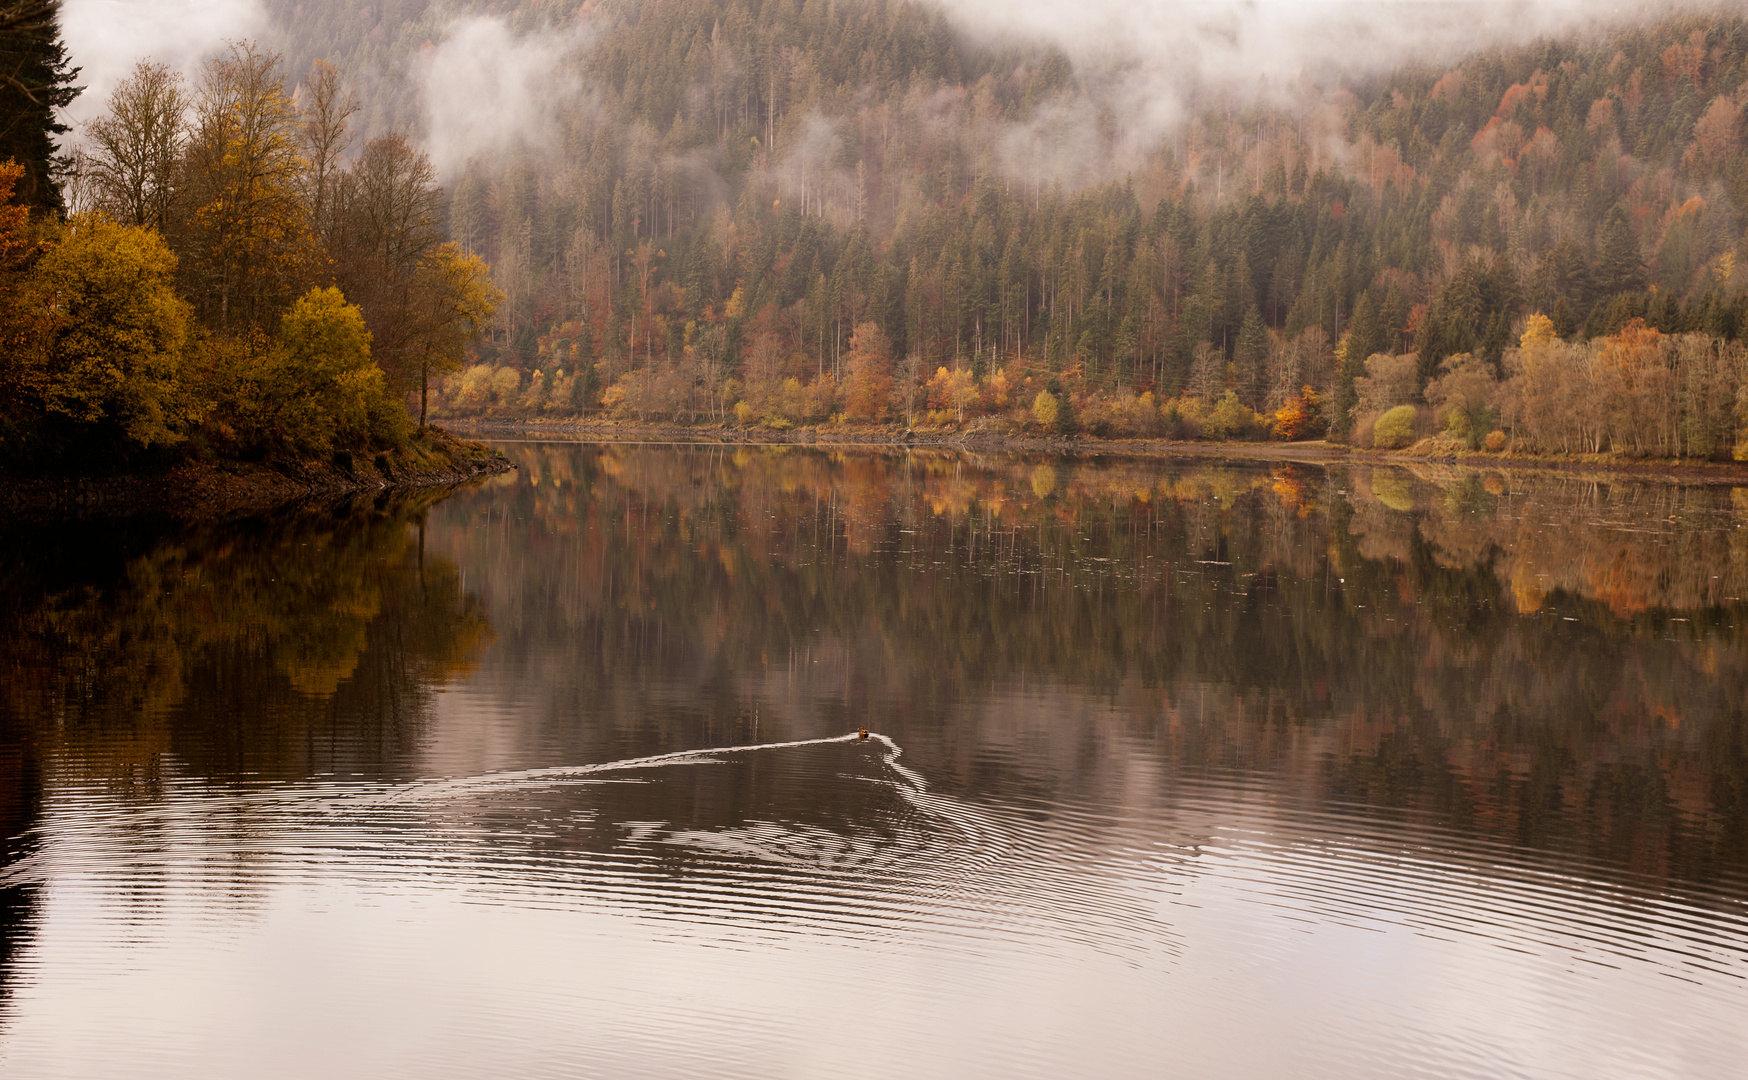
[2,443,1746,1079]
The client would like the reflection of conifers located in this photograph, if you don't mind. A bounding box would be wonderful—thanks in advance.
[434,444,1748,891]
[0,492,492,782]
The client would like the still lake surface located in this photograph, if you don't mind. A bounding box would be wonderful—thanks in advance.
[2,441,1747,1078]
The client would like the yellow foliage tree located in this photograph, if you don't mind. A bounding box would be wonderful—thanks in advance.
[1520,312,1557,350]
[174,42,309,333]
[925,365,979,423]
[23,216,197,448]
[404,243,501,426]
[222,287,407,455]
[1031,389,1059,429]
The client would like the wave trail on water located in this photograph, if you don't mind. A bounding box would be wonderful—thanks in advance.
[357,730,914,806]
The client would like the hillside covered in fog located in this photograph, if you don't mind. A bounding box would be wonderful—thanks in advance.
[244,3,1748,434]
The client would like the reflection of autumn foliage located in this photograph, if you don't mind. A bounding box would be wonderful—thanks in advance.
[1354,463,1748,617]
[0,493,491,779]
[433,444,1748,888]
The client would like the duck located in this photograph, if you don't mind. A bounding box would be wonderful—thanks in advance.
[857,725,869,741]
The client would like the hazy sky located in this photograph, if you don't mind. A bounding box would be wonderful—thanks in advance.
[61,0,264,123]
[56,0,1691,170]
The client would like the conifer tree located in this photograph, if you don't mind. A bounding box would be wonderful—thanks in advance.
[1593,206,1645,298]
[0,0,80,211]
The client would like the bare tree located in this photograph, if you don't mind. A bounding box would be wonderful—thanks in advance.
[84,60,186,229]
[298,58,356,246]
[330,133,447,388]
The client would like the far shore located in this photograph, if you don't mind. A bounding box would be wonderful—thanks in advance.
[444,417,1748,487]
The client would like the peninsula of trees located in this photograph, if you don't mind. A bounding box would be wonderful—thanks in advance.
[0,10,498,477]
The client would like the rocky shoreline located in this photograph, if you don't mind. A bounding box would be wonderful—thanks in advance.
[0,427,513,523]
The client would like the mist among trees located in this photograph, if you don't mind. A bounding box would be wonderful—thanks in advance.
[9,0,1748,459]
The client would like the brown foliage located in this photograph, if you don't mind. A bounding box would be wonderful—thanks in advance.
[842,321,893,420]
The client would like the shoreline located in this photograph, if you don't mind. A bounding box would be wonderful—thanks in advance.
[0,427,514,523]
[444,418,1748,486]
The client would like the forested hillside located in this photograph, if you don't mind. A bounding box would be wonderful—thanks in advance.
[20,0,1748,456]
[252,0,1748,450]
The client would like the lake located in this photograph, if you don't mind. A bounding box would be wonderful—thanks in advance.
[2,441,1745,1079]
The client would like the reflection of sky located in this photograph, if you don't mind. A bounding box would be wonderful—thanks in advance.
[8,446,1748,1078]
[4,733,1745,1079]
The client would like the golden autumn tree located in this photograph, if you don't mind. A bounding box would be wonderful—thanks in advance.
[21,215,197,449]
[218,286,406,456]
[173,41,308,334]
[402,243,500,426]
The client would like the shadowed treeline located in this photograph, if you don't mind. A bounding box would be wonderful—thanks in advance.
[0,493,492,782]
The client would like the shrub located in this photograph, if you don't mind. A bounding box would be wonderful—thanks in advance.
[1168,396,1208,438]
[490,366,522,407]
[452,364,494,411]
[1373,404,1419,449]
[1202,391,1264,440]
[1484,429,1507,452]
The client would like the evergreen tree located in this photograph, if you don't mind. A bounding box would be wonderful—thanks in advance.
[0,0,80,211]
[1233,305,1269,409]
[1331,291,1377,438]
[1479,310,1509,374]
[1551,296,1575,338]
[1593,206,1644,298]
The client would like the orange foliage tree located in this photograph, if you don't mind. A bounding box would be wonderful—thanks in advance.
[1271,386,1325,440]
[842,321,893,420]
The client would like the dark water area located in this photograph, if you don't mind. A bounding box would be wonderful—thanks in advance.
[1,443,1745,1079]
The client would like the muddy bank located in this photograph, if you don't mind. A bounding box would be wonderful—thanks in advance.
[0,427,513,523]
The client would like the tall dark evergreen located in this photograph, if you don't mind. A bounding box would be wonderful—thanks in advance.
[1332,291,1377,437]
[1593,206,1646,300]
[0,0,80,210]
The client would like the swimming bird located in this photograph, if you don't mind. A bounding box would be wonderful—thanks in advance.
[857,725,869,740]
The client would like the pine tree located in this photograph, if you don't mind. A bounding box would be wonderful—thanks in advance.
[0,0,81,211]
[1233,305,1269,409]
[1593,206,1644,298]
[1331,291,1377,438]
[1479,310,1509,374]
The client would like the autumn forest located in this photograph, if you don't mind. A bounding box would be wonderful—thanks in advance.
[6,0,1748,463]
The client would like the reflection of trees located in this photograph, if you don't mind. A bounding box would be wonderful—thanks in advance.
[0,493,492,783]
[437,445,1748,892]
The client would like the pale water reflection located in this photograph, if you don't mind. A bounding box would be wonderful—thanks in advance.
[1,444,1745,1079]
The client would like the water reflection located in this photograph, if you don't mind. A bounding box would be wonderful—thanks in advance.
[0,494,491,1035]
[0,492,491,781]
[0,446,1745,1079]
[437,446,1748,897]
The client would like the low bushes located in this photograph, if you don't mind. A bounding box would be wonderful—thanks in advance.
[1373,405,1420,449]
